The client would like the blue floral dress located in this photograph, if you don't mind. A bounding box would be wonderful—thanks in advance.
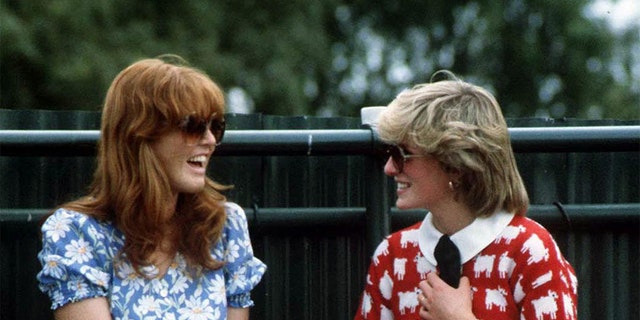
[37,202,266,320]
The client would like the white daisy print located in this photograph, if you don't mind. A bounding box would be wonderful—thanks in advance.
[52,290,64,306]
[66,276,89,298]
[207,274,226,305]
[87,224,105,241]
[116,261,144,291]
[43,213,72,242]
[178,296,215,320]
[64,239,93,264]
[134,295,161,316]
[170,275,189,295]
[41,255,65,279]
[227,266,248,293]
[225,240,240,263]
[80,266,110,289]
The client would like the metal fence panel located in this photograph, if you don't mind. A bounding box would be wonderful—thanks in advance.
[1,109,639,320]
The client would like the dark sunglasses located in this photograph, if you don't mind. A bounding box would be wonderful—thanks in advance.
[385,144,428,173]
[178,115,226,146]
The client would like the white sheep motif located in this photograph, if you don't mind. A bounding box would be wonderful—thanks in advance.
[379,270,393,300]
[531,290,559,320]
[398,288,420,315]
[373,239,390,265]
[520,234,550,265]
[532,271,553,289]
[485,287,508,312]
[498,252,515,278]
[562,293,575,319]
[360,292,372,317]
[394,258,407,280]
[495,225,526,244]
[414,253,431,279]
[473,254,495,278]
[400,229,420,248]
[380,305,393,320]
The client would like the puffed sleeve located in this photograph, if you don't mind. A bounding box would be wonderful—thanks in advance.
[36,209,114,310]
[221,202,267,308]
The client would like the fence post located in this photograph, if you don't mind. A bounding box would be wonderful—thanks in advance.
[361,107,391,255]
[364,156,390,255]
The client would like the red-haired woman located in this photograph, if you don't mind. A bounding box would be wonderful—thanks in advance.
[37,55,266,320]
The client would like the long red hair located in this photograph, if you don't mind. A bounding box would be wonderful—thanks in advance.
[61,56,229,275]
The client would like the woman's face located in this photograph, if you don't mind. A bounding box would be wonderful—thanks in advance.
[150,128,217,195]
[383,145,453,211]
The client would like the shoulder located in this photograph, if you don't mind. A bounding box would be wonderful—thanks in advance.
[41,208,115,242]
[371,222,422,262]
[40,208,123,265]
[507,216,557,246]
[43,208,88,227]
[387,222,422,244]
[223,202,250,227]
[503,216,575,274]
[224,202,245,216]
[220,202,253,243]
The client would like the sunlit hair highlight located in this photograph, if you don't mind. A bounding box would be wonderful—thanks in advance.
[377,70,529,217]
[60,55,229,276]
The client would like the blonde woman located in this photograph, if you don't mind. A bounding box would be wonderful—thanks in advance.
[355,72,577,319]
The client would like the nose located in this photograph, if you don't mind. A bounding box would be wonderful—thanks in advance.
[201,129,217,146]
[383,157,398,176]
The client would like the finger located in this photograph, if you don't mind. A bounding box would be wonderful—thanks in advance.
[459,276,475,299]
[459,276,471,289]
[419,306,430,319]
[418,293,427,307]
[426,271,443,287]
[418,279,431,292]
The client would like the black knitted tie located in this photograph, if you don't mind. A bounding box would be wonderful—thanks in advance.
[434,234,461,288]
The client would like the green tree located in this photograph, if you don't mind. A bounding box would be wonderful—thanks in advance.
[330,0,639,118]
[1,0,638,119]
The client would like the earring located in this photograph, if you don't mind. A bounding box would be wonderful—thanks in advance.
[448,181,456,191]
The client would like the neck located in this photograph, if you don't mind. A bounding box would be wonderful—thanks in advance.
[429,202,475,235]
[169,193,179,210]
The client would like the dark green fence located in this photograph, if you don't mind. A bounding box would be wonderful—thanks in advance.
[1,109,639,319]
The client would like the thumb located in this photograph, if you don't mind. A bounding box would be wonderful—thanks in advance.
[459,276,471,290]
[459,276,474,299]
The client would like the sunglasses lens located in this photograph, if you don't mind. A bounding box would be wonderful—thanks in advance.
[180,117,205,144]
[386,145,403,172]
[179,115,226,145]
[210,119,225,145]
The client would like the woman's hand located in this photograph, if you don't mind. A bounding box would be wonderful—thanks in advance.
[418,273,477,320]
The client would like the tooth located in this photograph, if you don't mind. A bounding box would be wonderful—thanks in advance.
[188,156,206,163]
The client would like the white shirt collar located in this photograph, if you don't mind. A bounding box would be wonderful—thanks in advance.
[418,210,515,265]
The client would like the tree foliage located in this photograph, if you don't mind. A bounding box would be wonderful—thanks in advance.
[1,0,638,119]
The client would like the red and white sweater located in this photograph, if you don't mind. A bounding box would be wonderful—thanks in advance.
[355,211,578,320]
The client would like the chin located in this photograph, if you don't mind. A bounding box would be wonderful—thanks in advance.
[395,201,419,210]
[395,202,410,210]
[177,183,206,194]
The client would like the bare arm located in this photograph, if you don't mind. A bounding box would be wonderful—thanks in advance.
[227,307,249,320]
[53,297,112,320]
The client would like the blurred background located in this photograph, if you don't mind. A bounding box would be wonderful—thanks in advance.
[1,0,639,118]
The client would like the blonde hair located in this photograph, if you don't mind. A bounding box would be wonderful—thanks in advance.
[61,56,229,275]
[377,71,529,217]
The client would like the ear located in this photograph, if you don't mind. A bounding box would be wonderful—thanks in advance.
[447,169,463,185]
